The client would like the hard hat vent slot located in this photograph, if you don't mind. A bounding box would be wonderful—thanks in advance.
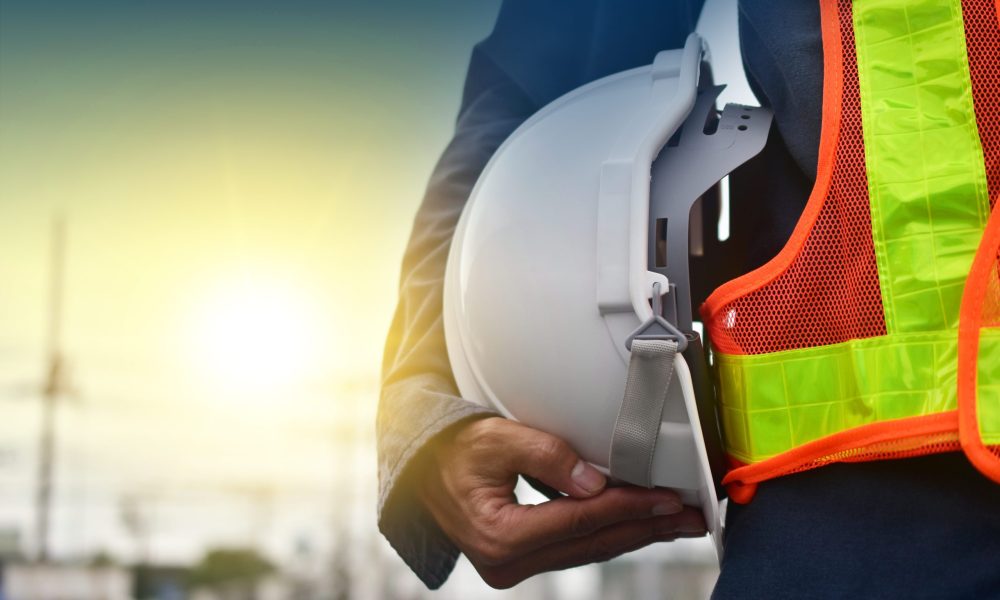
[655,218,669,268]
[702,107,721,135]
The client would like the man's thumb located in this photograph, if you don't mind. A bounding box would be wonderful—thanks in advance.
[500,422,606,498]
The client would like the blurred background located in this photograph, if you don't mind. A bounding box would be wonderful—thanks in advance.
[0,1,747,598]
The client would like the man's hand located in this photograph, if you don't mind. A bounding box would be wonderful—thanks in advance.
[418,416,707,589]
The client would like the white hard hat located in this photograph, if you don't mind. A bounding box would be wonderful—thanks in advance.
[443,34,771,558]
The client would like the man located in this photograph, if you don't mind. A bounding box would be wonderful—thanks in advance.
[378,0,1000,596]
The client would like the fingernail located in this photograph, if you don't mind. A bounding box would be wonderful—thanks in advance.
[651,500,682,516]
[571,460,605,494]
[677,523,707,535]
[672,516,708,535]
[653,518,677,535]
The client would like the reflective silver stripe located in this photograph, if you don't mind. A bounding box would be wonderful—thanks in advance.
[609,338,677,488]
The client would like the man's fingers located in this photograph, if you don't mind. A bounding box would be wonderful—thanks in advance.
[483,485,686,560]
[487,420,606,498]
[458,418,698,571]
[478,507,707,589]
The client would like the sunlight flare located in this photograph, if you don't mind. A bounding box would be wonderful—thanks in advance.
[190,275,325,394]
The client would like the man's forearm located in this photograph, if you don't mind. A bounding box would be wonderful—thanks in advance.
[375,46,535,588]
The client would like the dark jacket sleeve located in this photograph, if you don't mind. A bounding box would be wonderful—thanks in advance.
[376,44,536,589]
[376,0,704,589]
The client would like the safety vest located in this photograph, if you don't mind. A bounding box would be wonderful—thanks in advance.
[701,0,1000,503]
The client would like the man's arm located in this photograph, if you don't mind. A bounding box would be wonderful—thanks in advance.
[376,45,704,590]
[376,44,537,589]
[377,0,708,589]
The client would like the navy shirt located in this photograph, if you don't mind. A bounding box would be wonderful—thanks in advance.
[377,0,1000,595]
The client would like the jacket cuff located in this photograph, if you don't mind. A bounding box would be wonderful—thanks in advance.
[377,382,496,588]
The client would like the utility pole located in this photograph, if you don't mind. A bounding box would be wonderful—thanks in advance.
[119,494,151,565]
[35,217,69,563]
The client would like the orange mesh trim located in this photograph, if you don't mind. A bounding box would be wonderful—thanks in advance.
[986,263,1000,327]
[958,205,1000,484]
[723,412,961,503]
[956,0,1000,485]
[701,0,886,356]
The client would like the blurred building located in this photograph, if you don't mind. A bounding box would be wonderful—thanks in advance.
[2,563,131,600]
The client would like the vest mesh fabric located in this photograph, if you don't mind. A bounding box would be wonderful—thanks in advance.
[706,0,886,357]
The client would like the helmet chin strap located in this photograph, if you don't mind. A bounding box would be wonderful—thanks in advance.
[611,281,687,488]
[609,336,679,488]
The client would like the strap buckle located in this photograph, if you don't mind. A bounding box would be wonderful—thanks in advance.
[624,281,690,352]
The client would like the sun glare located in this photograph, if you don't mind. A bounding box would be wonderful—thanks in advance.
[191,276,324,394]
